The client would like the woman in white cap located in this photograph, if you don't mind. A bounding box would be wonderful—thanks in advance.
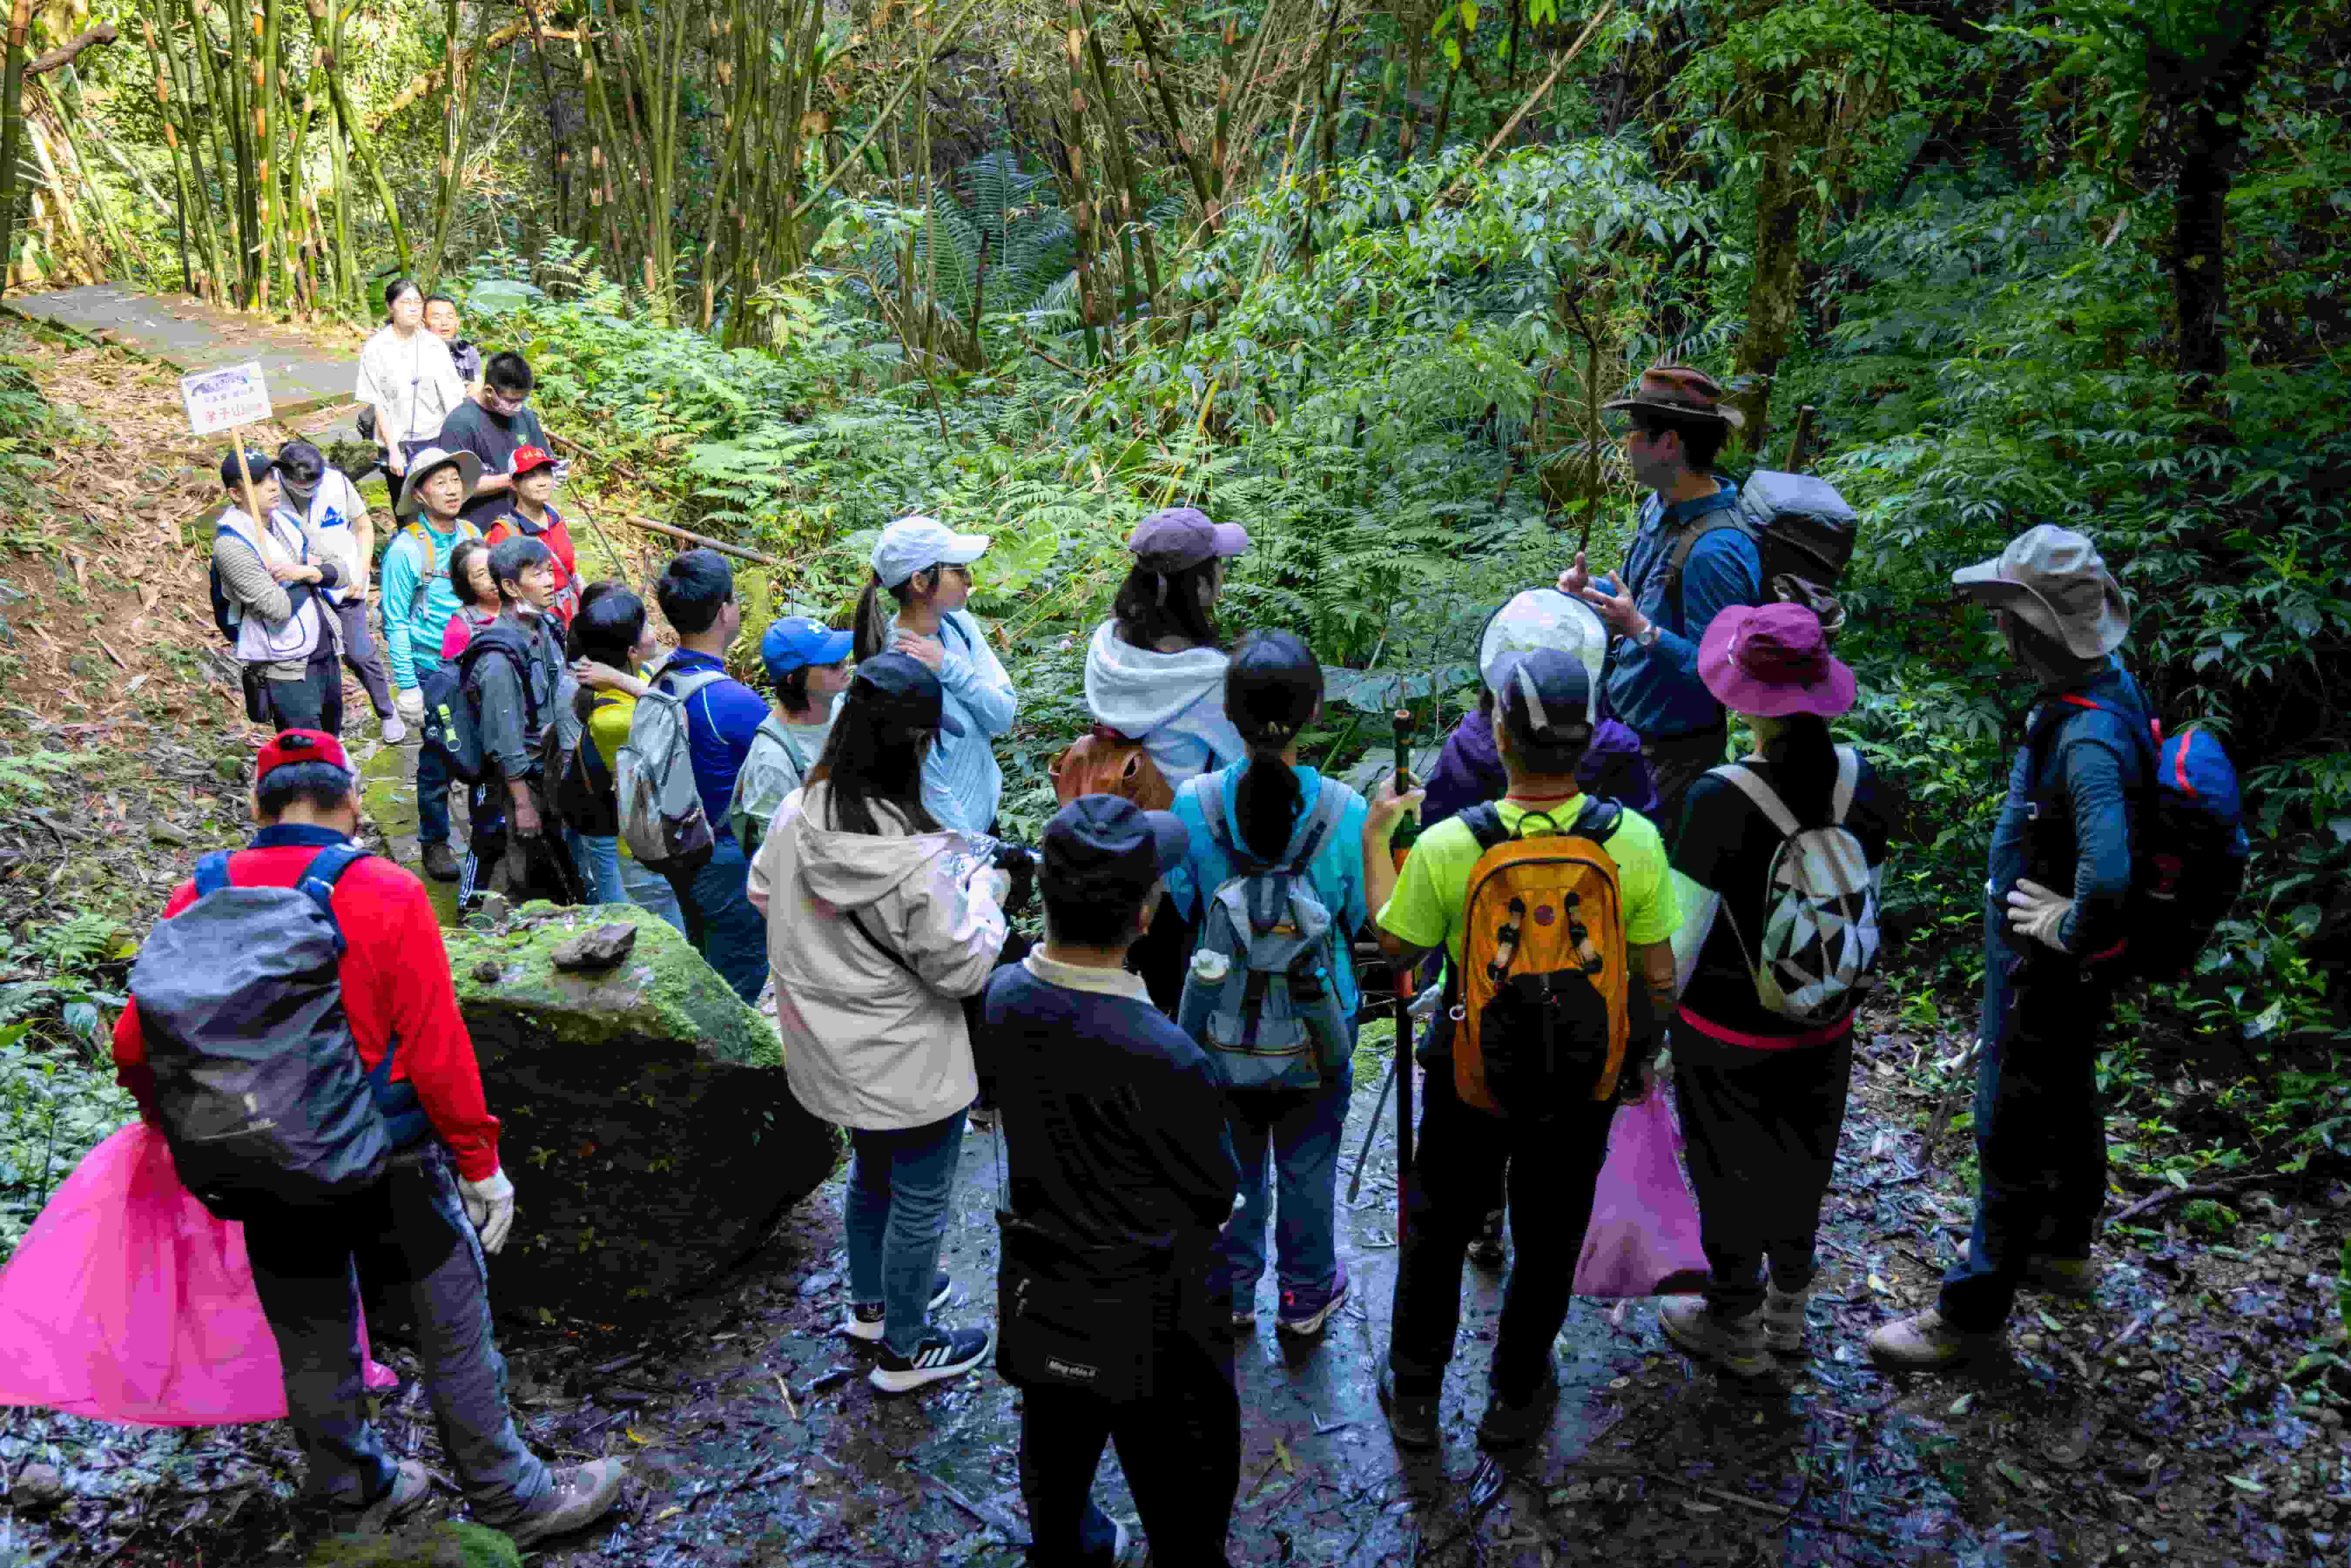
[853,516,1017,836]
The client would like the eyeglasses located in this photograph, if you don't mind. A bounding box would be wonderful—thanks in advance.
[487,388,530,411]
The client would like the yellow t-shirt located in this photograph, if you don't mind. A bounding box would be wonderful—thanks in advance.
[586,691,639,858]
[1376,795,1680,967]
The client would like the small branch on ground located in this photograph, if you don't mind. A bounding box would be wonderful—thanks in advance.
[2108,1171,2278,1228]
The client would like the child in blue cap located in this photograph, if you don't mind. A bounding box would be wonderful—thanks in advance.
[733,616,856,858]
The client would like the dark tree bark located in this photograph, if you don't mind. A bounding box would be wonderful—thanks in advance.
[2154,2,2280,387]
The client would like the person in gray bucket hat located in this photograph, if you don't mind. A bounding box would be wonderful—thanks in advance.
[1869,525,2154,1369]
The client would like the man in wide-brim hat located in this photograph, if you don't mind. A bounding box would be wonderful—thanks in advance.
[384,444,486,884]
[1556,364,1762,834]
[1870,525,2148,1370]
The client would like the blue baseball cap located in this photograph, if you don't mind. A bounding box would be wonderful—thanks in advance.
[760,616,854,685]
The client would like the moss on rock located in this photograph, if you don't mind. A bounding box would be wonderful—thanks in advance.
[301,1522,520,1568]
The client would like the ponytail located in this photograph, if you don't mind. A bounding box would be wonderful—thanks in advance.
[1758,712,1839,820]
[853,572,891,661]
[1224,629,1322,863]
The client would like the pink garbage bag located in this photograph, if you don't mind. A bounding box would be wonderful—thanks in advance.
[1572,1088,1711,1297]
[0,1123,396,1426]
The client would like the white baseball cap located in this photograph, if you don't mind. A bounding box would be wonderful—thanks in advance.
[871,515,990,589]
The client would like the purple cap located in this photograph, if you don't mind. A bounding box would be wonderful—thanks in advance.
[1128,507,1250,573]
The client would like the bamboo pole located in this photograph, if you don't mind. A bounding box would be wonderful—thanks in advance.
[1123,0,1214,230]
[1080,0,1159,317]
[0,0,33,293]
[314,20,411,279]
[1061,0,1105,363]
[424,0,463,288]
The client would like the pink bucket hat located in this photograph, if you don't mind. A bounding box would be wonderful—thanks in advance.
[1698,602,1856,719]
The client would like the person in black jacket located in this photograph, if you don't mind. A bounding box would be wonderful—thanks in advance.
[984,796,1243,1568]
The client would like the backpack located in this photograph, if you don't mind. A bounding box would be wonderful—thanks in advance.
[1049,724,1175,811]
[1703,747,1885,1022]
[393,520,481,624]
[728,717,816,855]
[1451,798,1637,1117]
[615,657,727,875]
[2028,693,2248,983]
[1173,776,1355,1093]
[130,844,428,1220]
[420,625,536,784]
[547,692,621,836]
[209,515,318,646]
[1650,471,1862,639]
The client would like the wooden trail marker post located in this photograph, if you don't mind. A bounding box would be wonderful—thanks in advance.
[178,360,275,520]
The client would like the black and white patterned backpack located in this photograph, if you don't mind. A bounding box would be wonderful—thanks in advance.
[1707,747,1883,1021]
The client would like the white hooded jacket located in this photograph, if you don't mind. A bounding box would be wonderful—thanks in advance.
[751,781,1007,1130]
[1081,620,1246,789]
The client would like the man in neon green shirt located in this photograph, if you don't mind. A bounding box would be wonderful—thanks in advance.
[1374,649,1681,1454]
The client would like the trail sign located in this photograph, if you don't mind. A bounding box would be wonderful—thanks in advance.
[179,362,272,436]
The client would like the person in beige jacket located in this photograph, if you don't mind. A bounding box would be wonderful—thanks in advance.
[749,650,1009,1393]
[212,448,345,734]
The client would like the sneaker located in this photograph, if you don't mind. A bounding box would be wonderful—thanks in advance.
[1960,1242,2100,1298]
[1760,1284,1811,1354]
[421,841,461,882]
[1277,1266,1349,1337]
[379,713,409,746]
[841,1272,955,1342]
[1475,1369,1559,1450]
[869,1326,993,1393]
[1377,1368,1439,1450]
[1467,1208,1507,1269]
[333,1458,431,1533]
[1110,1516,1141,1565]
[1659,1296,1773,1378]
[503,1458,630,1546]
[1866,1309,1998,1371]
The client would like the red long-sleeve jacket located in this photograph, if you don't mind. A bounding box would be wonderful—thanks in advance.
[112,824,503,1181]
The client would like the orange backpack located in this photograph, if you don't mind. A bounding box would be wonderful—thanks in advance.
[1048,724,1175,811]
[1450,798,1633,1116]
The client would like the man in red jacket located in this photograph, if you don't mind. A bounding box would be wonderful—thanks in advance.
[111,731,626,1544]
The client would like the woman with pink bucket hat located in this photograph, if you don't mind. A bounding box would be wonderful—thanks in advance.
[1656,602,1900,1377]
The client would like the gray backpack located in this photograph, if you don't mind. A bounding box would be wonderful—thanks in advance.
[131,844,426,1220]
[616,655,725,873]
[728,717,815,858]
[1174,777,1355,1092]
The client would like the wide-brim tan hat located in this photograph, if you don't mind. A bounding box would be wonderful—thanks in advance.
[1951,524,2129,659]
[1600,363,1745,429]
[395,447,483,517]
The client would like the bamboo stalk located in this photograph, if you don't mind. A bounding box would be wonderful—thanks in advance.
[424,0,463,288]
[783,0,986,225]
[1061,0,1105,364]
[139,13,201,293]
[1080,0,1160,315]
[1,0,40,292]
[1123,0,1214,230]
[315,23,411,279]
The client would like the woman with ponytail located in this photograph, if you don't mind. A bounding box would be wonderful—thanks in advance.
[1166,630,1421,1340]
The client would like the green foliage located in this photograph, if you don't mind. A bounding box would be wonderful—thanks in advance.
[0,911,138,1254]
[300,1523,522,1568]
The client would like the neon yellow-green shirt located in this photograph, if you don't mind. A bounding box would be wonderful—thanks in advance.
[1376,795,1680,967]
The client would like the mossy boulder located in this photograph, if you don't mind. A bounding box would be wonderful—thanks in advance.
[302,1523,519,1568]
[439,904,839,1318]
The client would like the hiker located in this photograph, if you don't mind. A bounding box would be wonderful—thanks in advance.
[108,730,627,1544]
[1377,649,1681,1451]
[274,440,401,744]
[381,446,485,883]
[211,448,344,737]
[1079,506,1253,1011]
[985,795,1245,1567]
[566,584,687,928]
[852,515,1017,836]
[726,616,853,860]
[436,353,552,532]
[355,278,465,506]
[1869,527,2143,1369]
[438,538,498,660]
[482,446,581,625]
[1165,631,1416,1341]
[750,653,1010,1393]
[464,536,581,906]
[648,549,775,1002]
[1660,603,1894,1377]
[1556,364,1761,833]
[424,293,484,397]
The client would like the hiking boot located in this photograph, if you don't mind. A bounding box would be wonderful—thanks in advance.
[1377,1368,1440,1450]
[503,1459,630,1547]
[1277,1266,1349,1337]
[1659,1296,1773,1379]
[379,713,409,746]
[1760,1284,1812,1355]
[1960,1242,2100,1298]
[421,841,461,882]
[1110,1515,1141,1565]
[1467,1208,1507,1269]
[332,1459,431,1534]
[1475,1369,1559,1450]
[1866,1309,1998,1371]
[869,1326,993,1393]
[841,1272,955,1342]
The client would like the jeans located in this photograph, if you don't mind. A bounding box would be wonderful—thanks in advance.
[415,714,453,849]
[577,833,628,905]
[335,600,394,718]
[240,1146,548,1522]
[844,1110,968,1357]
[264,649,345,737]
[1212,1063,1353,1304]
[1388,1064,1617,1401]
[620,854,686,932]
[666,837,768,1003]
[1019,1329,1239,1567]
[1674,1036,1853,1320]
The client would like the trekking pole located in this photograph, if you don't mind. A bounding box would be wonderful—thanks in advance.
[1394,956,1415,1246]
[1346,1023,1401,1204]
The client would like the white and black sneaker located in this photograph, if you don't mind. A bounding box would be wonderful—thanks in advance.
[869,1326,993,1393]
[841,1272,956,1342]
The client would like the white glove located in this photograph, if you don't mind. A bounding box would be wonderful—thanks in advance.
[395,687,427,728]
[972,866,1012,907]
[460,1167,516,1254]
[1408,980,1443,1020]
[2004,878,2074,953]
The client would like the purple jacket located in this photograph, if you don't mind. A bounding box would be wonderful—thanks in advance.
[1422,710,1659,830]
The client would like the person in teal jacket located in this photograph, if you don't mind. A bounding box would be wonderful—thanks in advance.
[381,446,483,882]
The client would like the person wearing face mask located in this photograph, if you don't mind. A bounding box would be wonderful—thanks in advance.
[355,279,465,506]
[423,294,484,397]
[1869,528,2146,1370]
[212,448,344,735]
[436,353,551,532]
[274,440,401,743]
[461,537,580,905]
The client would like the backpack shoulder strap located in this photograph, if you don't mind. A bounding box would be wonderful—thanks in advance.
[1570,796,1623,844]
[192,849,235,898]
[1185,774,1237,859]
[1706,760,1802,838]
[1662,507,1752,635]
[1458,802,1514,855]
[1831,745,1859,823]
[1278,780,1351,873]
[296,842,368,952]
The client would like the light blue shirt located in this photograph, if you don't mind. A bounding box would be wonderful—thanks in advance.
[884,609,1017,834]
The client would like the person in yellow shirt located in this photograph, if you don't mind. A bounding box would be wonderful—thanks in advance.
[566,583,684,931]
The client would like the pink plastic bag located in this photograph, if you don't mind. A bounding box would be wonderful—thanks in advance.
[1572,1089,1711,1297]
[0,1123,395,1426]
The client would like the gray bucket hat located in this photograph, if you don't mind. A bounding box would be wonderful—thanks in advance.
[1951,525,2129,659]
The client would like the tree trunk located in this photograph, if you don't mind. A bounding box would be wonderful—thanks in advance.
[2158,2,2278,388]
[1731,108,1808,452]
[0,0,33,292]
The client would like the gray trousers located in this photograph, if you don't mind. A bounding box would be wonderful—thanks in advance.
[336,599,395,718]
[241,1145,549,1521]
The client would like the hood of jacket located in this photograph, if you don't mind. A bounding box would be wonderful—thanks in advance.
[789,781,970,913]
[1083,621,1230,739]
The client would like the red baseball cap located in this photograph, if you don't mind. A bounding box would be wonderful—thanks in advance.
[257,729,354,781]
[511,445,557,477]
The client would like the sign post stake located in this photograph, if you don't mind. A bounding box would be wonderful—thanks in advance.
[228,430,263,523]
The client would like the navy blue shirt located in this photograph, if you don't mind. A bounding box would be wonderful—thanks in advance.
[657,650,769,846]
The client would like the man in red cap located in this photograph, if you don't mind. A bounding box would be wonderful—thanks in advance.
[110,731,626,1544]
[482,445,579,624]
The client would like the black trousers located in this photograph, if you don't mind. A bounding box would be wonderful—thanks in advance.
[1674,1035,1853,1319]
[1388,1063,1617,1401]
[1125,893,1195,1016]
[263,648,346,737]
[1018,1329,1238,1567]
